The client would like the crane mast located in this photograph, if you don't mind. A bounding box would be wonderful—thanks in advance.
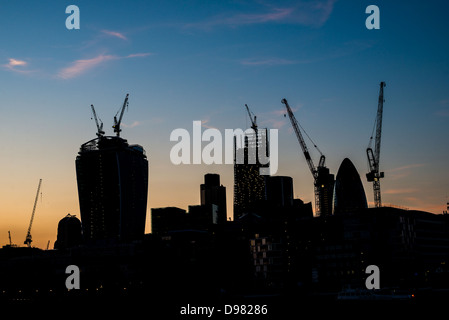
[24,178,42,247]
[113,93,129,137]
[90,104,105,137]
[244,104,258,133]
[366,82,386,208]
[282,98,332,216]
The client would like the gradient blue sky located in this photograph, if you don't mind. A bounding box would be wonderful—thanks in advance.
[1,0,448,248]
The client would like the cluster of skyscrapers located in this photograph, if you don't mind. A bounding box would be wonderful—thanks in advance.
[62,121,375,246]
[2,116,448,307]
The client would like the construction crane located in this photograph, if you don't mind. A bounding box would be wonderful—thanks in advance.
[366,82,386,208]
[244,104,258,132]
[24,179,42,247]
[112,93,129,137]
[282,98,332,216]
[90,104,105,137]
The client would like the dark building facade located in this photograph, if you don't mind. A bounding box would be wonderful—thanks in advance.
[316,166,334,217]
[265,176,294,208]
[76,136,148,243]
[233,128,269,220]
[292,207,449,291]
[200,173,227,224]
[54,213,82,250]
[151,207,187,235]
[333,158,368,214]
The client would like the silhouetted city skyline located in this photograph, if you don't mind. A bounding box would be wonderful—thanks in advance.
[1,1,449,316]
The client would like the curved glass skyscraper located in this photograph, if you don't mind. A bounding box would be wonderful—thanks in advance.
[333,158,367,214]
[76,136,149,243]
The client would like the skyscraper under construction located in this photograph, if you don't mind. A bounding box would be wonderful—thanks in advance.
[76,95,149,243]
[233,128,269,220]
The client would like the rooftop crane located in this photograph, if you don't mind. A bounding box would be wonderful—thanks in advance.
[366,82,386,208]
[24,179,42,247]
[113,93,129,137]
[90,104,105,137]
[282,98,330,216]
[244,104,258,132]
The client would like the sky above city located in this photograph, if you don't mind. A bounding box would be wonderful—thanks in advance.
[1,0,448,248]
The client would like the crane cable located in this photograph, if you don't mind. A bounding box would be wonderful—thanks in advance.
[296,119,323,157]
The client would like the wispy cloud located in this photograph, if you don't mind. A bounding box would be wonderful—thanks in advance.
[3,58,33,74]
[7,58,27,67]
[184,0,336,30]
[383,188,418,195]
[260,118,286,129]
[57,52,151,79]
[386,163,425,180]
[58,54,117,79]
[101,30,128,41]
[240,58,298,66]
[201,119,217,129]
[435,109,449,117]
[432,99,449,117]
[125,53,152,58]
[122,121,141,128]
[388,163,425,172]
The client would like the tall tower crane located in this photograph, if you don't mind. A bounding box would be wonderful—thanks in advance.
[244,104,258,133]
[24,179,42,247]
[113,93,129,137]
[282,98,333,216]
[90,104,105,137]
[366,82,386,208]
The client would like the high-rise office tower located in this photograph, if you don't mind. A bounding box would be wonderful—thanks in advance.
[200,173,227,224]
[233,128,269,220]
[316,166,335,217]
[76,136,148,243]
[333,158,367,214]
[264,176,294,208]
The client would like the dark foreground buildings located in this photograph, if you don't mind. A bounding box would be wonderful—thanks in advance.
[200,173,227,224]
[1,141,449,313]
[75,136,148,243]
[54,214,82,250]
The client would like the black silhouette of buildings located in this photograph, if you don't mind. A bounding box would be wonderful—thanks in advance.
[200,173,227,224]
[152,173,227,234]
[151,207,187,235]
[54,214,82,250]
[75,136,148,243]
[333,158,368,214]
[295,207,449,291]
[316,166,335,217]
[265,175,293,207]
[3,134,449,310]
